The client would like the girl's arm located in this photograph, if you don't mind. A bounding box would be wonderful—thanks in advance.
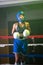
[12,24,16,34]
[25,22,31,32]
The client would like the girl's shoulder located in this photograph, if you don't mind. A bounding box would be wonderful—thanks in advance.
[13,22,18,26]
[13,23,18,28]
[24,22,30,25]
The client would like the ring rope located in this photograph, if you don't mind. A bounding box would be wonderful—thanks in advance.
[0,54,43,58]
[0,35,43,39]
[0,35,43,58]
[0,35,43,47]
[0,43,43,47]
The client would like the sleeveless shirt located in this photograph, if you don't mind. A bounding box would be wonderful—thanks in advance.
[16,23,26,39]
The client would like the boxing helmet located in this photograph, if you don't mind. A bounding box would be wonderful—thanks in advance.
[16,11,24,23]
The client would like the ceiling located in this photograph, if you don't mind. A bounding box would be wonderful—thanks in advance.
[0,0,43,8]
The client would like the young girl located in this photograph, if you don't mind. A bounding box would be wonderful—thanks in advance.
[12,11,31,65]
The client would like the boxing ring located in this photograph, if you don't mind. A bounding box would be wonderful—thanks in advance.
[0,35,43,64]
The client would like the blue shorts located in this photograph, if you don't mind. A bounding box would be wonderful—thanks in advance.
[13,38,28,54]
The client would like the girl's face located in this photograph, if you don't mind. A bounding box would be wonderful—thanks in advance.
[18,14,25,23]
[19,15,24,21]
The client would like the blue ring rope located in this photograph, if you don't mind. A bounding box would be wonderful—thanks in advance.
[0,54,43,58]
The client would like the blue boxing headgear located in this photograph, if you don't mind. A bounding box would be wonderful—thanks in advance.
[16,11,24,23]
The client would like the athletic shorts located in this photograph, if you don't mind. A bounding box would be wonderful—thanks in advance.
[13,38,28,54]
